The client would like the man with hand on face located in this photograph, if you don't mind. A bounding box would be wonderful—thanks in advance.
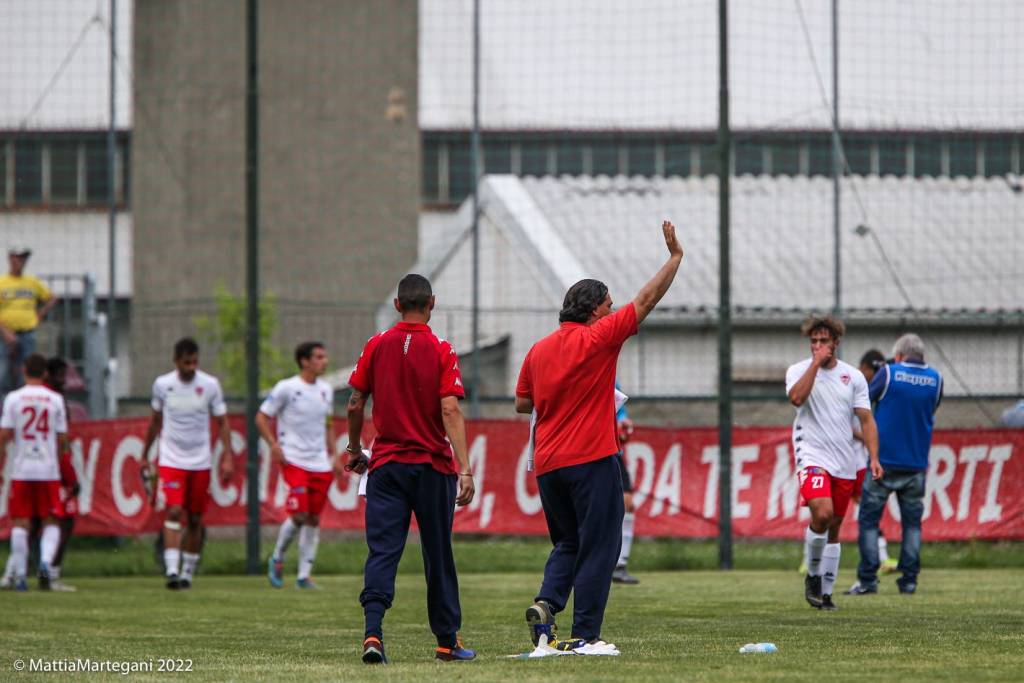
[346,274,476,665]
[142,337,234,590]
[786,316,882,612]
[258,341,340,590]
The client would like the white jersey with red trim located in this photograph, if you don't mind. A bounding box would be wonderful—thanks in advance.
[259,375,333,473]
[785,358,870,479]
[1,384,67,481]
[151,370,227,471]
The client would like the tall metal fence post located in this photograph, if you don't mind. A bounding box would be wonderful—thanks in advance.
[244,0,261,575]
[717,0,734,571]
[469,0,482,417]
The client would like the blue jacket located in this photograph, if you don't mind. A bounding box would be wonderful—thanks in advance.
[869,359,943,471]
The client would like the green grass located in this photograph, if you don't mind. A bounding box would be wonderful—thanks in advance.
[2,569,1022,682]
[45,535,1024,577]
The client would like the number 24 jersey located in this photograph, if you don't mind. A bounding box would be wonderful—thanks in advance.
[1,384,68,481]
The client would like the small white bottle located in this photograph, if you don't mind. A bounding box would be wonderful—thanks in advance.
[738,643,778,654]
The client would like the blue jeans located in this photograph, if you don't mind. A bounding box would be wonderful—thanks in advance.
[0,329,37,395]
[857,469,926,587]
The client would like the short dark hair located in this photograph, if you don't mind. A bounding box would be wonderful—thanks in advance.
[24,353,47,379]
[859,349,886,372]
[295,341,324,368]
[46,356,68,377]
[397,274,433,311]
[800,314,845,341]
[174,337,199,359]
[559,279,609,324]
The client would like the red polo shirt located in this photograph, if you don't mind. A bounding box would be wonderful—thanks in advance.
[349,322,465,475]
[516,304,638,475]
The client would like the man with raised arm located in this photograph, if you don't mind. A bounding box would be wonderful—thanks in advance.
[515,220,683,655]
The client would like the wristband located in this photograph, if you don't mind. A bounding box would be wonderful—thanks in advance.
[459,472,473,477]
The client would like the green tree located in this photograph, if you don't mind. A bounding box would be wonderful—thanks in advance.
[194,285,293,395]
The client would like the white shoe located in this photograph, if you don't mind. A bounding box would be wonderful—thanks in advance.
[50,580,77,592]
[0,575,12,590]
[574,640,620,656]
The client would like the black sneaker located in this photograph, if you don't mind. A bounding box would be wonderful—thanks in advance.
[38,564,51,591]
[820,594,838,611]
[526,599,558,646]
[362,636,387,664]
[896,577,917,594]
[166,574,180,590]
[179,578,192,590]
[804,574,823,609]
[611,565,640,585]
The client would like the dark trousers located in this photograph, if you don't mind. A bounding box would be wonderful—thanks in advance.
[360,461,461,647]
[536,455,624,641]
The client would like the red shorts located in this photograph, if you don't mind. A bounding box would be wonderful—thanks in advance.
[58,486,78,518]
[9,480,63,520]
[282,463,333,517]
[798,466,856,518]
[159,466,211,515]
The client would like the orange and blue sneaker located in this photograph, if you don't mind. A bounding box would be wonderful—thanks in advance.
[362,636,387,664]
[435,637,476,662]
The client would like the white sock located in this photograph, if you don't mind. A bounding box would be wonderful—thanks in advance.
[617,512,635,567]
[181,552,200,581]
[40,525,60,571]
[274,518,299,561]
[804,527,828,576]
[297,525,319,581]
[2,553,15,580]
[822,543,841,596]
[11,528,29,579]
[878,535,890,563]
[164,548,181,577]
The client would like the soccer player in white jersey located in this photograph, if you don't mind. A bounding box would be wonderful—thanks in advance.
[786,316,882,611]
[142,337,233,590]
[0,354,68,591]
[257,341,340,589]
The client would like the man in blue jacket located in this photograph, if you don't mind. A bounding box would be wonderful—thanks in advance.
[852,333,943,595]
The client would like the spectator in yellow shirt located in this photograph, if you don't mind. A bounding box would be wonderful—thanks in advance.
[0,247,58,394]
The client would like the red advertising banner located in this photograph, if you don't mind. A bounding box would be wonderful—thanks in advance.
[1,418,1021,541]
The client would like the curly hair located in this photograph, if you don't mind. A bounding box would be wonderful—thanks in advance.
[800,314,846,340]
[559,279,609,324]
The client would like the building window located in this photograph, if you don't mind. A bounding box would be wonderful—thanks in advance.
[0,143,6,204]
[770,141,801,176]
[50,141,79,204]
[14,140,43,204]
[664,142,690,177]
[735,140,763,175]
[556,142,583,176]
[520,140,549,177]
[877,136,905,176]
[844,138,872,175]
[627,141,656,176]
[590,141,619,176]
[447,141,472,202]
[984,138,1012,177]
[698,142,718,177]
[914,139,942,178]
[484,140,511,174]
[808,138,832,177]
[422,137,439,202]
[948,138,976,178]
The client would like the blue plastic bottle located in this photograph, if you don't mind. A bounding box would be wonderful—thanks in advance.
[738,643,778,654]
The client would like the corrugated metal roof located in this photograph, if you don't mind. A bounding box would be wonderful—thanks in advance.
[431,173,1024,312]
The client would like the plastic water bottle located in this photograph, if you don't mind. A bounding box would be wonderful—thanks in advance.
[738,643,778,654]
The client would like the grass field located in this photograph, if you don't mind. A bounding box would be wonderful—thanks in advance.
[2,562,1023,681]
